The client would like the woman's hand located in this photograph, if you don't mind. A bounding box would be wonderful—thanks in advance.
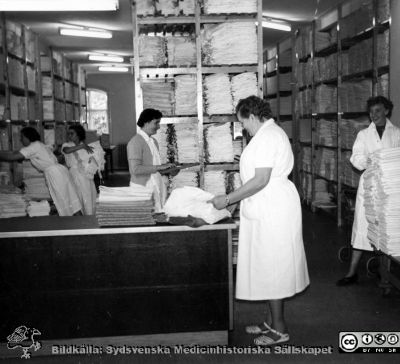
[83,143,94,154]
[208,195,228,210]
[158,163,175,171]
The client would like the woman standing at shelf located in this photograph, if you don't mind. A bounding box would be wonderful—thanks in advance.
[62,124,105,215]
[337,96,400,286]
[0,126,82,216]
[209,96,309,346]
[127,108,177,212]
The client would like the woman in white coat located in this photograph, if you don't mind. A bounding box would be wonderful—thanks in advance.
[337,96,400,286]
[209,96,309,346]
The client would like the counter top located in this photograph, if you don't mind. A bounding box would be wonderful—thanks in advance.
[0,215,236,238]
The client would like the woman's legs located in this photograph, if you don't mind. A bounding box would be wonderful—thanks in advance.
[268,299,287,334]
[346,249,363,277]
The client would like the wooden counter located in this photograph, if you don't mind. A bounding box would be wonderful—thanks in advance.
[0,216,235,357]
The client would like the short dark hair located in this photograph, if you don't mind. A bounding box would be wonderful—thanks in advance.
[69,124,86,142]
[367,96,393,118]
[137,108,162,127]
[236,96,273,121]
[21,127,40,142]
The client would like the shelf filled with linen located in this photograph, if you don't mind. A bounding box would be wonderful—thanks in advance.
[174,75,197,115]
[300,169,312,202]
[296,59,312,88]
[142,80,175,116]
[203,0,257,14]
[340,0,373,40]
[342,38,372,76]
[136,0,195,17]
[204,122,234,163]
[377,74,389,98]
[313,54,337,82]
[340,116,369,150]
[8,58,24,90]
[202,22,257,65]
[300,146,312,173]
[10,96,34,121]
[174,123,199,163]
[5,21,23,59]
[169,170,199,193]
[315,147,337,181]
[0,185,26,218]
[363,148,400,255]
[278,72,292,92]
[279,96,292,116]
[296,89,312,116]
[96,185,155,226]
[315,26,337,53]
[339,79,372,113]
[26,65,36,93]
[266,75,277,96]
[313,179,336,207]
[295,26,311,60]
[204,170,227,196]
[139,35,167,67]
[166,35,196,67]
[315,119,337,147]
[377,0,390,24]
[152,124,171,164]
[315,85,337,114]
[231,72,258,109]
[22,160,51,200]
[377,30,389,68]
[203,73,233,115]
[299,118,312,144]
[266,57,276,74]
[342,151,361,188]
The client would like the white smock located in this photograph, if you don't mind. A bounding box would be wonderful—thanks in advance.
[20,141,82,216]
[350,119,400,251]
[62,142,104,215]
[236,119,310,300]
[131,128,167,212]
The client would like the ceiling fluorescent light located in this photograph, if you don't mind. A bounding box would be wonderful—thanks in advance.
[262,19,291,32]
[99,66,129,72]
[89,54,124,63]
[60,28,112,39]
[0,0,119,11]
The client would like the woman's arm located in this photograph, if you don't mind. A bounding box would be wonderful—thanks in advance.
[0,151,25,162]
[129,159,175,175]
[62,143,94,154]
[209,167,272,210]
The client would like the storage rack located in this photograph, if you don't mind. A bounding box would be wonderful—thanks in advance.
[293,0,390,226]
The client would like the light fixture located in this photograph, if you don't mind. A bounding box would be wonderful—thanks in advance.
[89,54,124,63]
[98,66,129,72]
[0,0,119,11]
[60,28,112,39]
[261,18,291,32]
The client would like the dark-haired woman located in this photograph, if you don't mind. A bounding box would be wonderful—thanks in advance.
[0,127,82,216]
[62,124,105,215]
[127,108,176,212]
[209,96,309,346]
[337,96,400,286]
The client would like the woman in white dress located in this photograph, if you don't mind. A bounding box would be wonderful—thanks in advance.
[209,96,309,346]
[0,127,82,216]
[62,124,105,215]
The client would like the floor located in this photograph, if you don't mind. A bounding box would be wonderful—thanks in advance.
[3,171,400,363]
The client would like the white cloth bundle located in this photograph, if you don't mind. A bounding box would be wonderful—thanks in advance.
[231,72,258,109]
[174,75,197,115]
[163,186,231,224]
[204,122,234,163]
[203,0,257,14]
[166,36,196,67]
[142,81,175,115]
[139,35,166,67]
[174,123,199,163]
[204,74,233,115]
[202,22,257,65]
[27,200,50,217]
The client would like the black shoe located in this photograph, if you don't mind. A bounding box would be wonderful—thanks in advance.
[336,274,358,286]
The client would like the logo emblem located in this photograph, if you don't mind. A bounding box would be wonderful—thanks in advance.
[341,333,358,352]
[374,333,386,345]
[6,326,42,359]
[387,334,399,345]
[362,333,373,345]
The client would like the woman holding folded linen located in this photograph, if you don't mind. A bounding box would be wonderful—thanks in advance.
[209,96,309,346]
[62,124,105,215]
[127,108,177,212]
[0,126,82,216]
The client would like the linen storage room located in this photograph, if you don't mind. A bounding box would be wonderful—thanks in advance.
[0,0,400,362]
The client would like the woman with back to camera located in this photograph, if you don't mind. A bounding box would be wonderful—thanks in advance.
[127,108,177,212]
[209,96,309,346]
[337,96,400,286]
[62,124,105,215]
[0,126,82,216]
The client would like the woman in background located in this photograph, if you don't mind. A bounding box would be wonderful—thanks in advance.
[62,124,105,215]
[0,127,82,216]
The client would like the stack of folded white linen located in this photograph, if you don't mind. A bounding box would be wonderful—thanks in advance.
[0,185,26,218]
[204,170,227,196]
[22,161,51,200]
[142,81,175,115]
[174,75,197,115]
[96,185,155,226]
[204,74,233,115]
[27,200,50,217]
[227,171,242,194]
[169,170,199,192]
[153,125,170,164]
[155,0,179,16]
[179,0,195,15]
[363,148,400,255]
[167,37,196,67]
[174,123,199,163]
[135,0,155,16]
[139,35,166,67]
[204,122,234,163]
[202,22,257,65]
[203,0,257,14]
[231,72,258,109]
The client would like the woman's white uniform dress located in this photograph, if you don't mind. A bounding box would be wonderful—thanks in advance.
[62,141,105,215]
[236,118,309,300]
[19,141,81,216]
[350,119,400,251]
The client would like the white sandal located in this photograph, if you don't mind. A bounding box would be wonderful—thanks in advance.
[245,321,272,334]
[254,327,290,346]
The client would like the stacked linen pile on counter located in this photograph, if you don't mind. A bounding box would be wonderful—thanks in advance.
[139,35,166,67]
[231,72,258,109]
[204,74,233,115]
[142,81,175,116]
[364,148,400,255]
[27,200,50,217]
[174,75,197,115]
[174,123,199,163]
[167,37,196,67]
[204,170,227,196]
[202,22,257,65]
[203,0,257,14]
[169,170,199,192]
[96,185,155,226]
[22,161,51,200]
[0,185,26,218]
[204,123,234,163]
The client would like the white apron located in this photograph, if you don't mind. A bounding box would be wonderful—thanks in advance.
[350,120,400,251]
[236,119,309,300]
[134,129,167,212]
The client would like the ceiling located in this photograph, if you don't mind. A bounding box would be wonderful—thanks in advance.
[7,0,344,73]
